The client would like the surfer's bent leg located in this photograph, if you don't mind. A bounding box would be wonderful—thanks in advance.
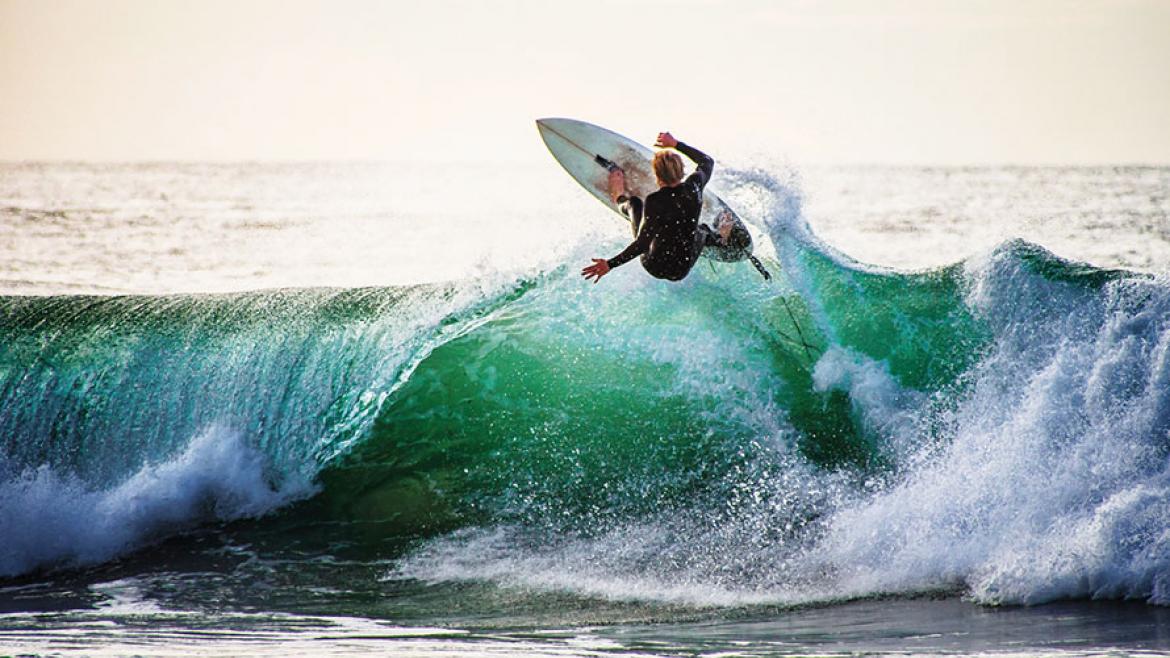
[617,196,644,238]
[698,223,721,247]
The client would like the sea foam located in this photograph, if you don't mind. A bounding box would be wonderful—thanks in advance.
[0,427,307,577]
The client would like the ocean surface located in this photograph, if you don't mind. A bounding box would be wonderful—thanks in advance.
[1,159,1169,656]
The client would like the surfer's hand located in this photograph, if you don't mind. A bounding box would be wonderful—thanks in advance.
[655,132,678,149]
[607,168,626,202]
[581,258,610,283]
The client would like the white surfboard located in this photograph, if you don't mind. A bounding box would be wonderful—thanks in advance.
[536,117,753,263]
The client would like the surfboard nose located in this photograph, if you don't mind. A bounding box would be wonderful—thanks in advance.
[535,118,556,142]
[535,119,553,150]
[535,118,572,132]
[535,118,578,153]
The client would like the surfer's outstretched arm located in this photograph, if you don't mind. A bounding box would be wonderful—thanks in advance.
[581,214,653,283]
[605,234,650,271]
[583,225,651,283]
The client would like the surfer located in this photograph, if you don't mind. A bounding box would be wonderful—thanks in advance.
[581,132,731,283]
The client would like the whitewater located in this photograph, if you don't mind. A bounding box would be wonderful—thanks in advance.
[1,160,1169,655]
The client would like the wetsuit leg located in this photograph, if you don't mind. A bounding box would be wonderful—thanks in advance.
[679,224,719,275]
[617,197,644,238]
[692,224,722,259]
[698,223,721,247]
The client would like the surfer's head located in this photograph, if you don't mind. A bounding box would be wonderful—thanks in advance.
[652,151,685,187]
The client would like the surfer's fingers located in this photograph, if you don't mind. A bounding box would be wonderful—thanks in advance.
[581,259,608,283]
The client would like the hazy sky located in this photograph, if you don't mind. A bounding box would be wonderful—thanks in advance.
[2,0,1167,164]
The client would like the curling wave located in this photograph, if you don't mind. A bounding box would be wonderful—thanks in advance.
[2,169,1168,610]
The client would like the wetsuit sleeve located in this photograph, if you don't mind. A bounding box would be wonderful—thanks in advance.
[607,197,650,269]
[675,141,714,192]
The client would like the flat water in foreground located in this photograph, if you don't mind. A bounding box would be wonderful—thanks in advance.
[3,596,1169,656]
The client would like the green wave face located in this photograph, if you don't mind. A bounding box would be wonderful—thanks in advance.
[321,277,808,535]
[300,253,989,542]
[1,252,977,547]
[0,287,446,486]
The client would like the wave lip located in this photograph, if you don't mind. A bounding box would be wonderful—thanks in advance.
[0,427,309,578]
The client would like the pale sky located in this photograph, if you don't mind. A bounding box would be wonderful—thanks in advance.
[1,0,1167,165]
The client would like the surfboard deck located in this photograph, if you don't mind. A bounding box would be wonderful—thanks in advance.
[536,117,752,263]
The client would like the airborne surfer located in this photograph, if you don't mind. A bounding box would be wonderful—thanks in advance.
[581,132,732,284]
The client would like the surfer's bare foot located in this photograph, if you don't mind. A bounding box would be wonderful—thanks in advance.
[718,218,733,241]
[607,168,626,203]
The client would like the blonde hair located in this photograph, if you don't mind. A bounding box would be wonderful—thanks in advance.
[652,151,685,186]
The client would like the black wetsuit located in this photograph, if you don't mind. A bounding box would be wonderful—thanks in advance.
[606,142,719,281]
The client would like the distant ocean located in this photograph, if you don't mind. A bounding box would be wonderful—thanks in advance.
[2,160,1169,656]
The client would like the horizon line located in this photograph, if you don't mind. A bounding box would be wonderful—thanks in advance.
[2,158,1168,169]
